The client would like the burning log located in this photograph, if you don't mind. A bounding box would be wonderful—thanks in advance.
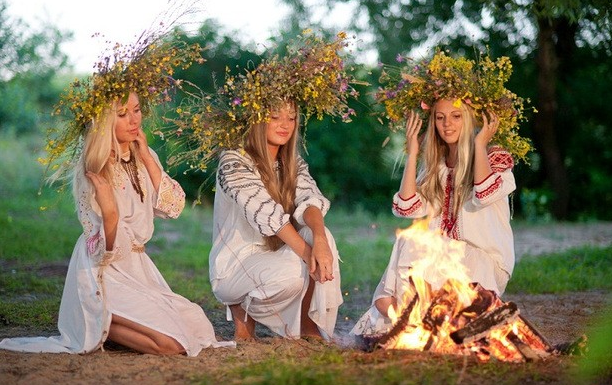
[450,302,519,345]
[515,315,555,353]
[458,284,495,318]
[483,333,524,362]
[506,331,544,361]
[422,284,457,333]
[358,293,420,352]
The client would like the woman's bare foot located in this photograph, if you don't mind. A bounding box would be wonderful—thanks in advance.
[229,304,256,340]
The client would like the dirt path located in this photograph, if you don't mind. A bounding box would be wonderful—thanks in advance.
[513,221,612,260]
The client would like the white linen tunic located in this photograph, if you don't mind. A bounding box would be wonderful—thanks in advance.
[209,150,343,339]
[0,149,233,355]
[351,146,516,335]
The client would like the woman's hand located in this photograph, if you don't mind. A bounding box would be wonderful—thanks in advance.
[475,111,500,148]
[133,127,163,190]
[405,110,423,155]
[134,127,152,160]
[86,171,117,217]
[310,233,334,283]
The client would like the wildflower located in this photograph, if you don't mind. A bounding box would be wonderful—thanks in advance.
[161,31,362,172]
[375,50,534,163]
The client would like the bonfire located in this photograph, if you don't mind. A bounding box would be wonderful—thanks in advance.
[358,221,585,362]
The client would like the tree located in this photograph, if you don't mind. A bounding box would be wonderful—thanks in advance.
[149,21,265,202]
[0,0,71,134]
[280,0,612,219]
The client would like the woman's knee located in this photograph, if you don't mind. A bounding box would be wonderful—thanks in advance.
[375,296,397,318]
[152,337,185,355]
[274,274,307,300]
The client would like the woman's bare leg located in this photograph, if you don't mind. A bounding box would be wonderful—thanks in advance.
[300,277,322,338]
[108,314,185,355]
[375,296,397,318]
[229,304,256,340]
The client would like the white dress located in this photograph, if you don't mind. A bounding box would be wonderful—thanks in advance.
[0,149,234,355]
[351,146,516,335]
[209,150,343,340]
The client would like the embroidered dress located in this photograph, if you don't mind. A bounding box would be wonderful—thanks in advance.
[209,150,343,339]
[0,148,234,355]
[352,146,516,336]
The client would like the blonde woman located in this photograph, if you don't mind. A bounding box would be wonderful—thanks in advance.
[0,93,233,355]
[352,99,516,335]
[0,27,235,354]
[209,100,343,341]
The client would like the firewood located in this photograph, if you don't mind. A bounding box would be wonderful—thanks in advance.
[422,285,456,333]
[516,315,555,353]
[507,331,545,361]
[459,285,496,318]
[450,302,519,344]
[376,293,419,348]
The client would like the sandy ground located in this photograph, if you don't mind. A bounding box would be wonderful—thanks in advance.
[1,222,612,384]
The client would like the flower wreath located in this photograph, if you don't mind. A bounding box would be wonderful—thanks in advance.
[377,50,534,162]
[40,29,204,179]
[163,30,362,171]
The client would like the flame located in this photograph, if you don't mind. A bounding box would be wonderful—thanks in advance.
[379,219,549,362]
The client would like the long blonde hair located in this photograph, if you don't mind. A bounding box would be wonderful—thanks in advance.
[417,100,477,217]
[244,100,301,251]
[72,95,142,206]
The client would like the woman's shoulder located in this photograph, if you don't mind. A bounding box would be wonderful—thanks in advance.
[218,150,257,176]
[219,149,252,164]
[487,146,514,172]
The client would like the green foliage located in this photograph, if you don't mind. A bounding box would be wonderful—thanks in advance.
[0,298,60,328]
[506,245,612,293]
[150,21,264,202]
[0,0,70,135]
[303,76,397,211]
[571,303,612,384]
[281,0,612,219]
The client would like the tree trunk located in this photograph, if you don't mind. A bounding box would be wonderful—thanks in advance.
[534,16,570,219]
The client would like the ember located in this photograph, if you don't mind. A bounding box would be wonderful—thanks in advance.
[357,222,557,363]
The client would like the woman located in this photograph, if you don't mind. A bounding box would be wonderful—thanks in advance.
[210,100,342,340]
[351,51,530,335]
[0,32,233,355]
[165,32,359,341]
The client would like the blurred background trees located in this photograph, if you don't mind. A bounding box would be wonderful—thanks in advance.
[0,1,70,135]
[2,0,611,220]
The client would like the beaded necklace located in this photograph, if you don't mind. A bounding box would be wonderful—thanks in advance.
[120,152,144,202]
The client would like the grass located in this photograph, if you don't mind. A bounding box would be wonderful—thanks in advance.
[191,346,583,385]
[507,245,612,293]
[1,132,611,384]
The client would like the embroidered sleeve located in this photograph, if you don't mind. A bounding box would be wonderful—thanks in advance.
[472,147,516,206]
[217,150,290,236]
[392,192,427,218]
[487,146,514,173]
[293,156,330,225]
[141,148,185,219]
[76,176,129,266]
[153,174,186,219]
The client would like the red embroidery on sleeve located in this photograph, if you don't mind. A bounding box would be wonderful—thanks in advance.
[488,146,514,173]
[475,175,502,200]
[393,199,422,216]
